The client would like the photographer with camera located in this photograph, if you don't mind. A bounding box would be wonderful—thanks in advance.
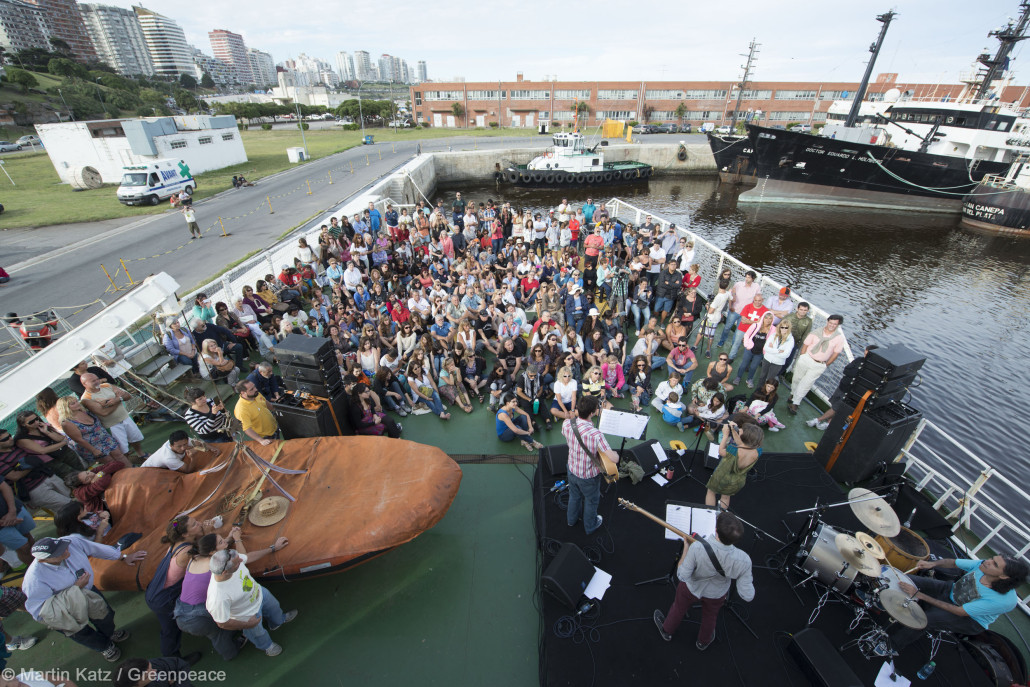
[705,420,764,510]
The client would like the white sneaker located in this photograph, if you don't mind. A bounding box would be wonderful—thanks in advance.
[6,635,36,651]
[768,425,780,432]
[816,421,829,431]
[265,642,283,657]
[806,418,819,428]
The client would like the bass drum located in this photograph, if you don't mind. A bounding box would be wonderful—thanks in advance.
[799,523,858,593]
[962,631,1026,687]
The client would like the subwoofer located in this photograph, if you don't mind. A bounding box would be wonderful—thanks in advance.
[786,627,861,687]
[815,401,922,483]
[270,398,342,439]
[541,444,568,477]
[541,543,594,610]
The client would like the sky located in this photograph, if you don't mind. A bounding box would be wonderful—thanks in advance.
[103,0,1027,86]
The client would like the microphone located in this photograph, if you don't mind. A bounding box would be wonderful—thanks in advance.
[903,507,917,529]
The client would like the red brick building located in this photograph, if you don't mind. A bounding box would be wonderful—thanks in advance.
[24,0,97,62]
[411,73,1030,128]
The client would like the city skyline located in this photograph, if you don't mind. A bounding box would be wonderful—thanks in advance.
[69,0,1028,85]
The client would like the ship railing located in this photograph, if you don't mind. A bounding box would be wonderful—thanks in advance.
[900,418,1030,617]
[603,196,859,377]
[978,174,1021,190]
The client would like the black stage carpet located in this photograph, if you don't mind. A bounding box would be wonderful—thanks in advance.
[533,449,999,687]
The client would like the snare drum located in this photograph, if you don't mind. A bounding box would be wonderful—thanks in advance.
[876,564,913,594]
[800,523,859,592]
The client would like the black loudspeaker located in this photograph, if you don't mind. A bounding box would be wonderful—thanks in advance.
[542,444,568,477]
[270,398,342,438]
[626,440,664,474]
[815,401,922,483]
[786,628,862,687]
[883,482,954,540]
[279,361,340,384]
[541,543,595,610]
[863,344,926,380]
[275,334,334,368]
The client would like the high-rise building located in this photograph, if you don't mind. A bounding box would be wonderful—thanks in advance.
[23,0,96,61]
[192,46,235,86]
[248,48,275,88]
[335,51,354,82]
[377,53,394,82]
[353,50,372,81]
[208,28,253,84]
[134,6,192,78]
[80,4,152,76]
[0,0,51,55]
[416,60,427,83]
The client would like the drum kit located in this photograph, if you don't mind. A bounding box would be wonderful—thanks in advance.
[778,488,932,659]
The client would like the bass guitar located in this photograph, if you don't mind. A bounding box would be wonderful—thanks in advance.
[617,498,697,544]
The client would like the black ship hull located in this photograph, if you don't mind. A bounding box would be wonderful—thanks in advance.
[961,182,1030,236]
[737,124,1010,213]
[706,133,757,186]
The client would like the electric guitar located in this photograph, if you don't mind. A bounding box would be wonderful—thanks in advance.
[617,498,697,544]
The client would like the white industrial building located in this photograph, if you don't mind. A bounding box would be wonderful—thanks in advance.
[34,115,248,185]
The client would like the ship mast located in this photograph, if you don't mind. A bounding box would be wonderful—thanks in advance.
[729,39,759,133]
[845,10,896,128]
[974,2,1030,100]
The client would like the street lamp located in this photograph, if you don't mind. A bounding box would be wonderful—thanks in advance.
[357,81,366,140]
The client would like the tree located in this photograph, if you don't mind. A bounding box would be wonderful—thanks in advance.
[5,68,38,94]
[49,38,72,57]
[174,89,200,112]
[574,101,591,128]
[200,72,214,89]
[48,57,85,78]
[675,103,688,126]
[641,104,655,122]
[179,73,197,90]
[451,102,465,127]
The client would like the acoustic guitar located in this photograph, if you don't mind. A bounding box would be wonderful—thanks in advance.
[617,498,697,544]
[595,449,620,484]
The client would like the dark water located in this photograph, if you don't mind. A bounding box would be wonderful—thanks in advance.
[437,177,1030,491]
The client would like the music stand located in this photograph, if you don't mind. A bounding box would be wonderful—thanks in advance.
[598,408,649,463]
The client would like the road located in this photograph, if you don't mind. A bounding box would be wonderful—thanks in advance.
[0,135,545,360]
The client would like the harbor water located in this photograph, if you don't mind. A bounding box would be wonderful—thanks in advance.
[437,177,1030,491]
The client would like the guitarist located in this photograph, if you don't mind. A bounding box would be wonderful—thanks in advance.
[653,511,754,651]
[561,396,619,535]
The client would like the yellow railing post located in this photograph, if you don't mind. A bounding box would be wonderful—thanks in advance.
[328,170,333,185]
[378,150,382,160]
[267,196,274,214]
[100,264,119,292]
[119,259,134,285]
[350,161,354,174]
[219,217,229,237]
[306,179,312,195]
[366,154,370,166]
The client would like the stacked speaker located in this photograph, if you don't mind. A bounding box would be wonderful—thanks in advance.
[816,344,926,483]
[269,334,350,438]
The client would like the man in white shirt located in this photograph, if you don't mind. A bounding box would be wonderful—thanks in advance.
[343,262,363,293]
[141,431,192,472]
[646,244,666,288]
[207,543,296,657]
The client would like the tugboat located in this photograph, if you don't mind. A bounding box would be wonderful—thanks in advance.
[736,7,1030,213]
[961,155,1030,235]
[496,131,652,186]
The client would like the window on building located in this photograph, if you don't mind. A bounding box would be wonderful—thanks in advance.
[729,89,773,100]
[538,111,550,120]
[554,89,591,99]
[414,93,422,106]
[198,136,213,145]
[682,111,715,121]
[509,90,551,100]
[684,89,727,100]
[169,140,187,149]
[221,133,235,141]
[467,90,505,99]
[597,89,638,100]
[90,126,125,138]
[774,90,817,100]
[553,111,576,121]
[812,112,828,122]
[649,111,675,121]
[768,111,810,121]
[645,89,684,100]
[819,90,855,101]
[423,90,464,101]
[597,110,634,120]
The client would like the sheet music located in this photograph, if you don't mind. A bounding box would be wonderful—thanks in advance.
[874,661,910,687]
[663,504,718,541]
[584,566,612,600]
[652,442,668,464]
[598,409,649,439]
[651,472,668,487]
[691,508,718,538]
[707,442,720,459]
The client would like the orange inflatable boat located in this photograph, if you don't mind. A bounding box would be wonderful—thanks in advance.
[92,436,462,590]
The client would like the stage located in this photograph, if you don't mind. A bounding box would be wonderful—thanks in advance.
[532,448,1006,687]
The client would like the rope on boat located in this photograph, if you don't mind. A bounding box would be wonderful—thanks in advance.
[863,152,1025,197]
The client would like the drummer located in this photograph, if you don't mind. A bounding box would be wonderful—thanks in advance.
[888,555,1028,653]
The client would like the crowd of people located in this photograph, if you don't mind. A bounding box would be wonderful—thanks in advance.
[0,190,860,684]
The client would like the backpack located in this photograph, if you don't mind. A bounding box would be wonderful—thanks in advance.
[143,542,191,609]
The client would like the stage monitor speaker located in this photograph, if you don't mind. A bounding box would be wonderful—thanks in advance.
[270,398,341,439]
[786,627,862,687]
[862,344,925,380]
[541,444,568,477]
[275,334,334,368]
[815,401,922,483]
[279,360,341,385]
[627,440,664,474]
[541,543,594,610]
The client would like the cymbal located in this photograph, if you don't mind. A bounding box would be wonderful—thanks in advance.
[855,531,887,560]
[848,488,901,537]
[879,588,928,629]
[834,533,881,576]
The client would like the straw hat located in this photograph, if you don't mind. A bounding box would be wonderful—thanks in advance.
[248,496,290,526]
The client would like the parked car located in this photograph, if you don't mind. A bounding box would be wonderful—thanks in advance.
[715,125,732,134]
[653,123,678,134]
[16,135,41,148]
[0,141,22,153]
[678,124,692,133]
[634,124,655,134]
[794,124,812,133]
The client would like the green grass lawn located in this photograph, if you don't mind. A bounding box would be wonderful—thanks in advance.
[0,126,538,228]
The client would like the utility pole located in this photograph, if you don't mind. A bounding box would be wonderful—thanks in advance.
[295,100,308,158]
[729,39,759,134]
[358,81,366,140]
[845,11,896,127]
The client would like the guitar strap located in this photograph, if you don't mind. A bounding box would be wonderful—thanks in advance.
[698,537,727,578]
[570,420,602,472]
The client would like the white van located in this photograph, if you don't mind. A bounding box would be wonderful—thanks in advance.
[699,122,716,133]
[117,158,195,206]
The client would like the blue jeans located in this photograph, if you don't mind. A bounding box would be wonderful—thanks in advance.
[630,304,650,330]
[242,587,287,651]
[718,311,741,346]
[737,347,762,382]
[728,328,746,360]
[174,599,240,660]
[655,297,675,314]
[382,381,406,411]
[498,414,528,442]
[567,471,602,534]
[416,389,445,416]
[174,353,199,373]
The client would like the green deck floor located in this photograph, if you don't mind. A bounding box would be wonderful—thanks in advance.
[3,465,539,686]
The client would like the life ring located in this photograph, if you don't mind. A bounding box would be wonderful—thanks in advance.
[506,170,519,183]
[532,172,544,183]
[677,147,688,162]
[545,152,553,158]
[544,173,556,184]
[602,172,613,182]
